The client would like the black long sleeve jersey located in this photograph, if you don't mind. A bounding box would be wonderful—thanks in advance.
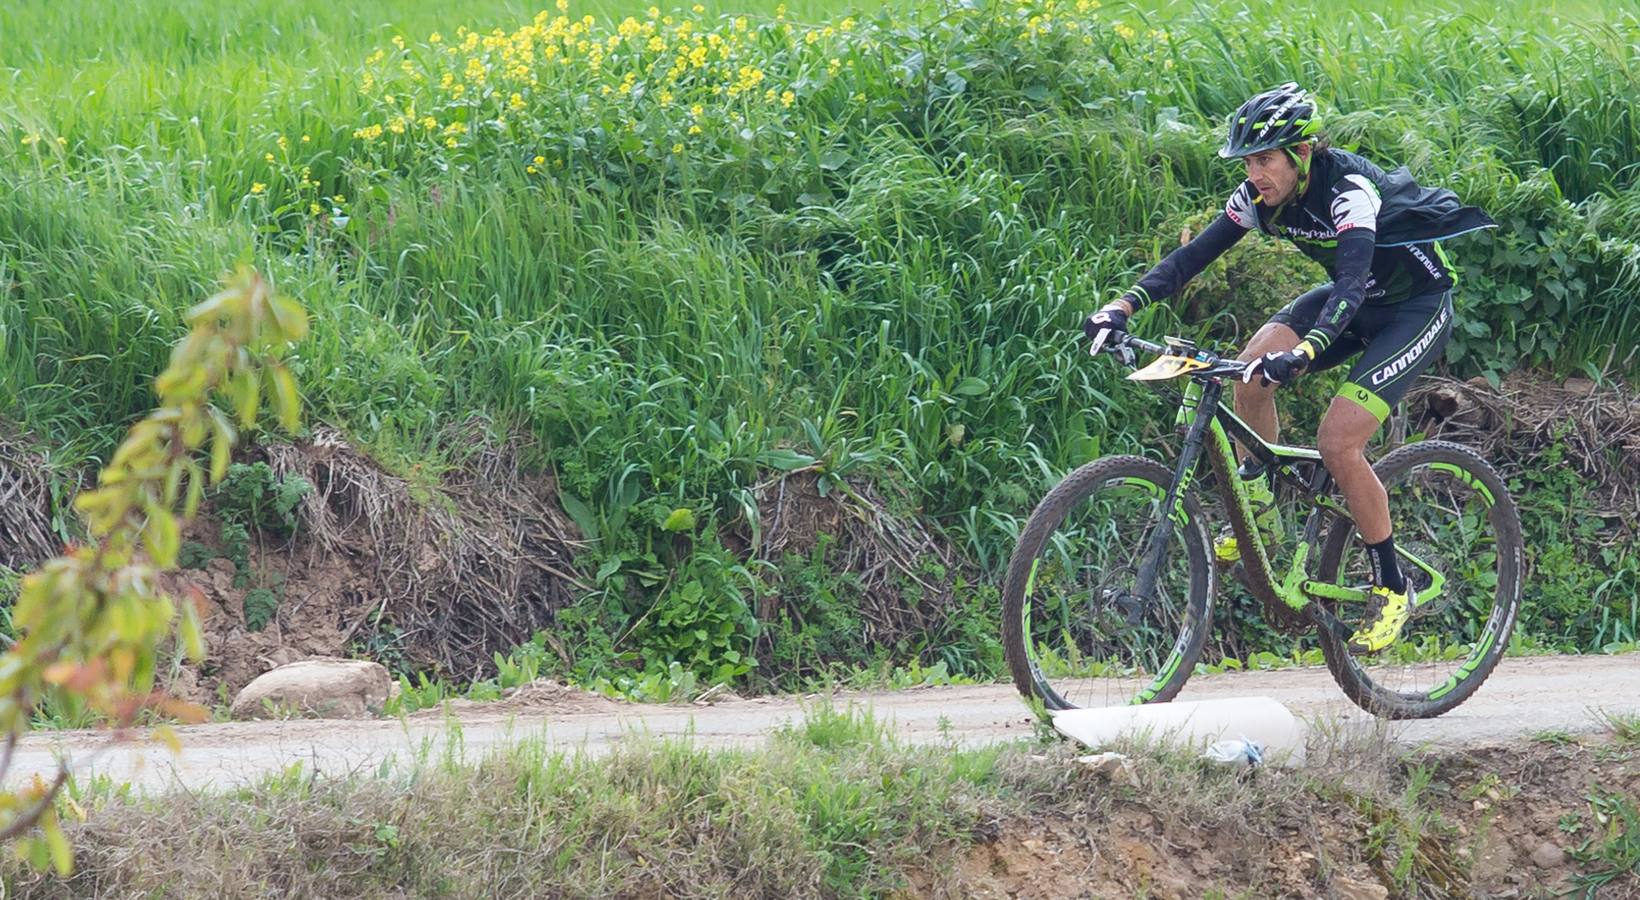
[1121,148,1495,355]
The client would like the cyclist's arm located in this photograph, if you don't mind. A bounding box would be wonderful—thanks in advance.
[1117,212,1248,312]
[1297,175,1382,356]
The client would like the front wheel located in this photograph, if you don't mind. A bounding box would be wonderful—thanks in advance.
[1002,455,1215,711]
[1317,440,1524,718]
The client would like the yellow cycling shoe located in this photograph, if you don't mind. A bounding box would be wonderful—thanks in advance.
[1347,584,1415,655]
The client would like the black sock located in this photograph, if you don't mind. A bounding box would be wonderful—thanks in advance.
[1365,535,1406,593]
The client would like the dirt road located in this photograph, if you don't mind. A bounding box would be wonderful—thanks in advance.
[9,655,1637,792]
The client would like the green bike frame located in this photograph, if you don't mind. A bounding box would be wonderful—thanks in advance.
[1131,352,1447,630]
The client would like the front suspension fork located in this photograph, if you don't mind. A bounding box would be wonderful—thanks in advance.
[1130,380,1218,614]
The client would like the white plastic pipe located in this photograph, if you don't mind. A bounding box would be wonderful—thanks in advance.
[1052,695,1307,766]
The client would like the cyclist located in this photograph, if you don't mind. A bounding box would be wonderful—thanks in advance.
[1083,82,1494,655]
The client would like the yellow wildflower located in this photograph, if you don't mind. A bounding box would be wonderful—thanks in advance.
[692,4,704,13]
[301,134,311,143]
[264,153,275,162]
[839,17,855,31]
[250,182,267,194]
[780,90,795,107]
[310,203,322,215]
[557,0,568,10]
[672,142,684,153]
[510,92,526,110]
[430,31,443,43]
[527,164,538,173]
[688,124,702,134]
[277,135,289,151]
[690,103,704,117]
[534,155,546,165]
[659,89,674,105]
[1114,22,1135,39]
[445,137,458,148]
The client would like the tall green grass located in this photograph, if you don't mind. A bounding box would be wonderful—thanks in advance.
[2,0,1637,683]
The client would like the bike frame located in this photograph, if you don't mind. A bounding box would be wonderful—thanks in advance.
[1124,337,1447,630]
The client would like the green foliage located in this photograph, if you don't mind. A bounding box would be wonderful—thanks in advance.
[758,537,871,685]
[1506,440,1640,651]
[589,661,700,703]
[214,462,311,536]
[1570,787,1640,894]
[637,539,762,683]
[383,632,559,714]
[242,582,283,633]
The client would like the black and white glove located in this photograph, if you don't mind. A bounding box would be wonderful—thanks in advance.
[1082,303,1131,356]
[1243,342,1315,386]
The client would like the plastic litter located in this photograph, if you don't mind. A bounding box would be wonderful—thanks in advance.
[1203,734,1266,768]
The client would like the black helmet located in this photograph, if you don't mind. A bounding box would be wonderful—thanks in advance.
[1219,82,1320,159]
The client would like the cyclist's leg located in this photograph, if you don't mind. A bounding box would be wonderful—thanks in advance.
[1234,285,1330,451]
[1318,288,1455,542]
[1218,287,1356,566]
[1318,289,1455,650]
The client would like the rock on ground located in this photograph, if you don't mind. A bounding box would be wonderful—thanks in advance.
[230,658,392,720]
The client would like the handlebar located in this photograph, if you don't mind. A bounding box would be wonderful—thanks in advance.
[1095,331,1249,379]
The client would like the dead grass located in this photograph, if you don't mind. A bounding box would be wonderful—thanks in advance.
[259,423,586,679]
[1404,371,1640,521]
[747,470,965,653]
[0,432,67,570]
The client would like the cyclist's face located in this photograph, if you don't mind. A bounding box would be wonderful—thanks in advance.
[1244,148,1298,204]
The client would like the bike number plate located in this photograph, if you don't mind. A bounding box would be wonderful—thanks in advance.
[1127,355,1210,381]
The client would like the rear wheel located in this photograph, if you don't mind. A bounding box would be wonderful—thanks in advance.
[1002,456,1215,711]
[1317,440,1523,718]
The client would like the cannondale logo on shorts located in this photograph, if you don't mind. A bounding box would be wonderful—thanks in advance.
[1369,304,1452,387]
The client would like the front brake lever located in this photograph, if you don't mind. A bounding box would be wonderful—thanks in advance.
[1115,343,1136,368]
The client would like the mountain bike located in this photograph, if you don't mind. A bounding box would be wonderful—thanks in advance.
[1001,332,1523,719]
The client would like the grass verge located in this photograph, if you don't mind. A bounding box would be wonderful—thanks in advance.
[6,703,1639,898]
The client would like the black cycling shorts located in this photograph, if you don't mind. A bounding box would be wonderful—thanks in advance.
[1270,285,1454,422]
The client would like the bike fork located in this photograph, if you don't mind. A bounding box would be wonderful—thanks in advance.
[1131,380,1217,616]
